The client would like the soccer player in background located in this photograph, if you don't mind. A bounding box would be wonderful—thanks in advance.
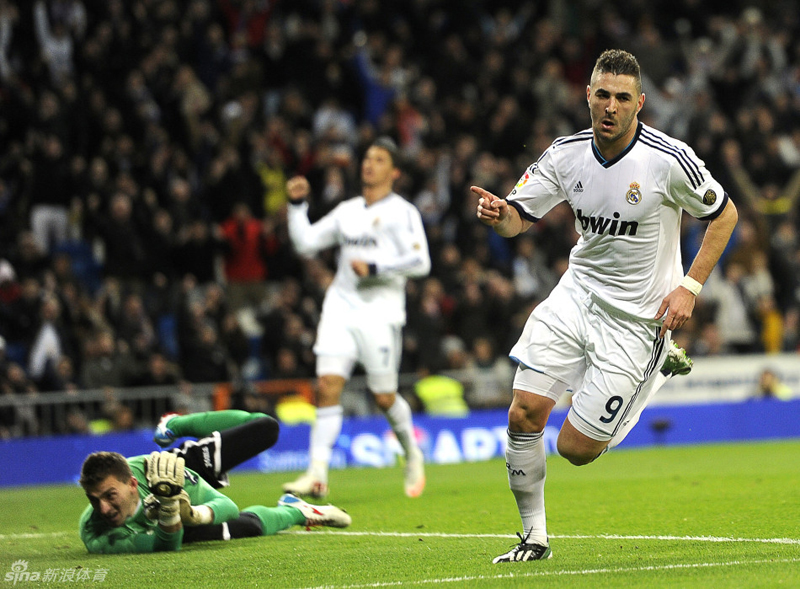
[474,49,738,562]
[282,137,431,499]
[79,410,351,554]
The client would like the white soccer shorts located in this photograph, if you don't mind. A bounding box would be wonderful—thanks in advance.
[510,271,669,441]
[314,312,403,393]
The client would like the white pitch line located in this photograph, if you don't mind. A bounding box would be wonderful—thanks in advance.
[286,530,800,545]
[8,530,799,547]
[0,532,69,540]
[296,557,800,589]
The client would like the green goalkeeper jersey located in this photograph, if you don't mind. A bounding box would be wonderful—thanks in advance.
[79,455,240,554]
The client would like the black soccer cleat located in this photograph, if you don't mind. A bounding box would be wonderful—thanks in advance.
[492,532,552,563]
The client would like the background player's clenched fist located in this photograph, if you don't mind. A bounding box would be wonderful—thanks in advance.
[286,176,311,202]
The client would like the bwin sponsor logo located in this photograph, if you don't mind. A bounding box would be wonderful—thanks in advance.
[576,209,638,236]
[343,235,378,246]
[506,463,526,476]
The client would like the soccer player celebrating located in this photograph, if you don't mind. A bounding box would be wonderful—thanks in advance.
[283,137,431,499]
[474,49,737,562]
[79,410,351,554]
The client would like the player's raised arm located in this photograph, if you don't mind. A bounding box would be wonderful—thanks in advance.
[472,185,530,237]
[285,176,340,256]
[286,176,311,202]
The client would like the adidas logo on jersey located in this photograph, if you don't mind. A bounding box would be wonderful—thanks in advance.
[576,209,639,237]
[573,181,584,193]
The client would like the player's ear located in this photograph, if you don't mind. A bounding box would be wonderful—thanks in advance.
[637,92,646,113]
[392,168,401,181]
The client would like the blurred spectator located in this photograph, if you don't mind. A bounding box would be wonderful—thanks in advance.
[5,277,44,347]
[33,0,76,87]
[703,262,759,354]
[219,202,274,312]
[180,322,234,384]
[26,133,72,253]
[7,232,50,281]
[219,311,251,373]
[174,219,225,285]
[85,192,149,289]
[80,330,129,389]
[271,346,312,380]
[754,367,793,400]
[1,362,39,436]
[133,351,181,388]
[511,235,556,304]
[452,280,490,349]
[48,354,79,393]
[463,336,513,409]
[114,292,156,351]
[414,371,469,417]
[27,293,75,388]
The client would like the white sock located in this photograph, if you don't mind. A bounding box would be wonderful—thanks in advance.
[382,395,417,457]
[506,430,548,545]
[608,371,669,450]
[308,405,343,482]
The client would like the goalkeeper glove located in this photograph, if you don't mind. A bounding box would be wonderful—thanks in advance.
[146,451,185,527]
[146,451,185,497]
[177,490,214,526]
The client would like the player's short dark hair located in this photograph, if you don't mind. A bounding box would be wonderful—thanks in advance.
[80,451,133,490]
[591,49,642,95]
[370,136,401,168]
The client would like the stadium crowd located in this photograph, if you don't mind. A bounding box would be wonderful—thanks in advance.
[0,0,798,437]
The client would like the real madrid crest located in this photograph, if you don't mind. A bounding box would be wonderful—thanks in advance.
[626,181,642,205]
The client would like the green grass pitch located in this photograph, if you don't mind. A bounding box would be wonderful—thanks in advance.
[2,440,799,588]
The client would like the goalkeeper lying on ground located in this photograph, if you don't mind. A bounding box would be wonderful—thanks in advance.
[79,410,351,554]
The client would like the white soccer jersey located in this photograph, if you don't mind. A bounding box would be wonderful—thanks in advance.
[507,122,728,319]
[287,192,431,324]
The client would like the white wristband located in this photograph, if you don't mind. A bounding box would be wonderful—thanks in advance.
[680,275,703,296]
[191,505,214,525]
[159,512,181,527]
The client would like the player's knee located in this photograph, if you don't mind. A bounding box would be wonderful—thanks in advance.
[507,405,527,430]
[372,392,395,411]
[507,405,546,432]
[317,375,345,405]
[228,512,264,538]
[556,437,604,466]
[557,445,594,466]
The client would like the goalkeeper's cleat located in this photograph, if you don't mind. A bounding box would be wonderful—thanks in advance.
[661,340,693,377]
[282,473,329,499]
[492,532,552,563]
[153,413,180,447]
[278,493,351,528]
[404,446,426,498]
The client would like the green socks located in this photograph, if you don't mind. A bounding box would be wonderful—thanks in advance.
[166,410,268,439]
[242,505,306,536]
